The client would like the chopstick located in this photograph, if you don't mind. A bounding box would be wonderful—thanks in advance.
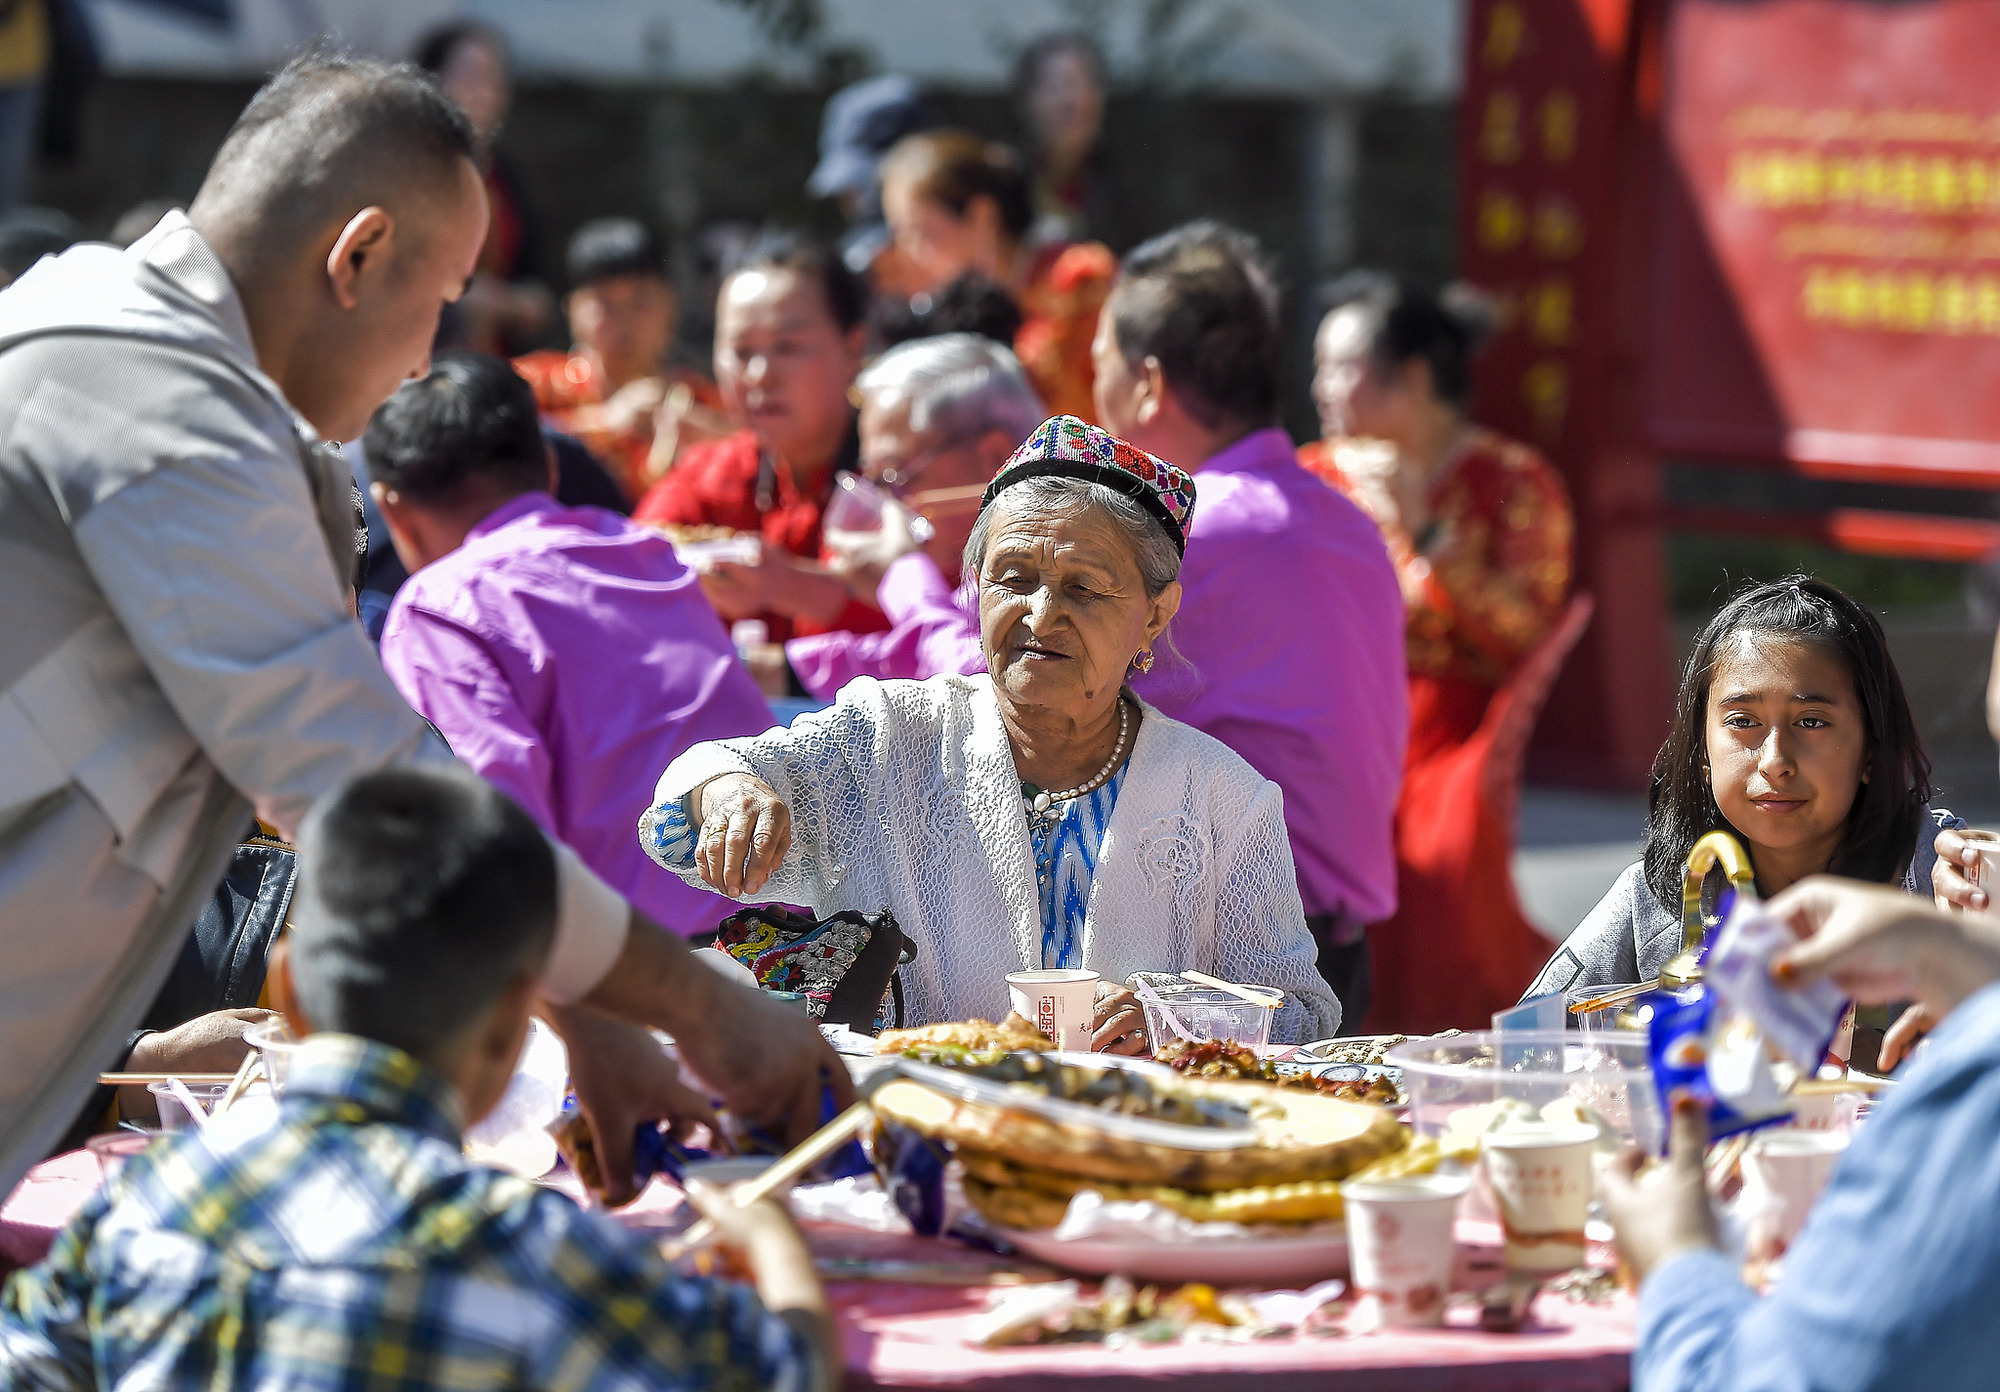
[213,1052,263,1118]
[1180,969,1281,1008]
[98,1073,241,1086]
[1566,981,1655,1015]
[663,1100,875,1258]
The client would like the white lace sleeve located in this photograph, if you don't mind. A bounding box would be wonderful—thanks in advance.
[1210,782,1343,1043]
[642,687,890,909]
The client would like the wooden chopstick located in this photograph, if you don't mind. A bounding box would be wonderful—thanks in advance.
[663,1100,875,1257]
[1180,969,1281,1008]
[213,1052,264,1118]
[99,1072,241,1086]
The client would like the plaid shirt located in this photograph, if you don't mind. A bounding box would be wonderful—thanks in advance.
[0,1034,812,1391]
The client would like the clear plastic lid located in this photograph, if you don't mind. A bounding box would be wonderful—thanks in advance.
[891,1056,1262,1151]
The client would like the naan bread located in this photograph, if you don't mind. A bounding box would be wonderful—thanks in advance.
[874,1012,1053,1055]
[870,1069,1405,1191]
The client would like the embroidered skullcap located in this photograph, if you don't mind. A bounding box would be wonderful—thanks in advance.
[980,415,1197,554]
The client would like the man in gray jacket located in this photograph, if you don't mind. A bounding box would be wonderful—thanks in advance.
[0,51,835,1196]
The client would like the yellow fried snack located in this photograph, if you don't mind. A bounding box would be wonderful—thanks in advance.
[874,1013,1054,1055]
[958,1149,1353,1227]
[1345,1133,1447,1182]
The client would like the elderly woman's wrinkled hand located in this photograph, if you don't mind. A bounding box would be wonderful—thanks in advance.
[1091,982,1149,1056]
[695,773,792,899]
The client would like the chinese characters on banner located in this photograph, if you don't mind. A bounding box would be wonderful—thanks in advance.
[1458,0,1624,451]
[1457,0,1674,786]
[1655,0,2000,475]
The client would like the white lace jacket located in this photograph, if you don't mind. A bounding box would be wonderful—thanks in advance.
[642,673,1341,1043]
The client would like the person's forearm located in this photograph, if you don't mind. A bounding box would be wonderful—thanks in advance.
[767,557,854,625]
[751,1226,838,1392]
[579,908,727,1036]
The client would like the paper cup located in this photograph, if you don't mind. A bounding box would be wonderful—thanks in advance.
[1006,969,1100,1051]
[1481,1125,1597,1273]
[1339,1173,1469,1329]
[1742,1129,1848,1256]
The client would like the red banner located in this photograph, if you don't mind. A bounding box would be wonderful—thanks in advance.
[1652,0,2000,482]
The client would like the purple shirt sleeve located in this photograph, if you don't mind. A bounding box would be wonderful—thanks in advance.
[380,607,561,834]
[784,553,984,700]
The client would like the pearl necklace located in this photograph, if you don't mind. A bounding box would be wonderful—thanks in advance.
[1022,698,1131,825]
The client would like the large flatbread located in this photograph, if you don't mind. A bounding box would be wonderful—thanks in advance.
[958,1151,1352,1228]
[874,1013,1053,1055]
[871,1071,1405,1191]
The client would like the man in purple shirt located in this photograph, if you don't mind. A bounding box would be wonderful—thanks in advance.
[369,354,773,938]
[777,333,1041,700]
[1091,222,1408,1025]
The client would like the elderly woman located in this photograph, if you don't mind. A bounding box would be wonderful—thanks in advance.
[641,416,1340,1047]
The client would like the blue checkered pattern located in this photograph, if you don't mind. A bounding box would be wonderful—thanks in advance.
[0,1034,811,1392]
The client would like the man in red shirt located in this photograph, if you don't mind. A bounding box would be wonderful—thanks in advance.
[635,231,887,643]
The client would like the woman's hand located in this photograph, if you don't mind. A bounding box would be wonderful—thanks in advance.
[1880,1002,1937,1072]
[1768,875,2000,1023]
[694,774,792,899]
[1091,983,1149,1056]
[701,551,854,626]
[1932,827,1987,912]
[1598,1090,1722,1285]
[544,1005,720,1207]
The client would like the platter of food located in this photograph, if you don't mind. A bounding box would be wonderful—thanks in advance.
[862,1026,1436,1282]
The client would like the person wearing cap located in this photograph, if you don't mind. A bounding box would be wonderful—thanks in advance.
[807,72,931,300]
[639,415,1342,1048]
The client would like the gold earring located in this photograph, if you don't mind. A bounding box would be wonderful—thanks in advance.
[1132,649,1155,674]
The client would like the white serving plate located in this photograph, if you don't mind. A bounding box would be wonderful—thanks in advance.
[999,1224,1349,1286]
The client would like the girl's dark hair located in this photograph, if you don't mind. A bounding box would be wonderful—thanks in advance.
[1325,270,1496,410]
[414,21,508,74]
[1643,575,1932,910]
[879,129,1035,245]
[725,228,868,332]
[1011,30,1108,114]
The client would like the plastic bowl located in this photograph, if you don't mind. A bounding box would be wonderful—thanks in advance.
[1386,1030,1662,1152]
[1139,984,1276,1057]
[147,1082,229,1132]
[243,1020,300,1095]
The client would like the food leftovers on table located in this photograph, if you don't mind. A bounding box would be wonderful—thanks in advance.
[972,1273,1343,1348]
[1154,1038,1402,1106]
[874,1012,1054,1055]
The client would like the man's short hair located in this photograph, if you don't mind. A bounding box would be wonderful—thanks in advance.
[566,217,670,291]
[858,333,1044,446]
[1108,220,1282,430]
[190,48,476,274]
[290,766,556,1061]
[364,353,547,506]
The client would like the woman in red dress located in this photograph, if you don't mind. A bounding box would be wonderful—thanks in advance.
[1301,274,1574,1033]
[878,129,1113,423]
[633,232,886,644]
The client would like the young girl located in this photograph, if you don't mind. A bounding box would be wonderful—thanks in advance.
[1528,576,1958,1000]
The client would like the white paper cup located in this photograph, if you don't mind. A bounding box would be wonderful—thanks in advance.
[1006,969,1100,1051]
[1481,1125,1597,1273]
[1339,1173,1469,1329]
[1742,1129,1848,1257]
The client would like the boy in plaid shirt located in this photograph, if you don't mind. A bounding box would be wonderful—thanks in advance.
[1,767,835,1391]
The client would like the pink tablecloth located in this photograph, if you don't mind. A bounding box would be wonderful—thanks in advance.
[4,1154,1635,1391]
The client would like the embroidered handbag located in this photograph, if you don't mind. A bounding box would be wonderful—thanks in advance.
[712,905,912,1033]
